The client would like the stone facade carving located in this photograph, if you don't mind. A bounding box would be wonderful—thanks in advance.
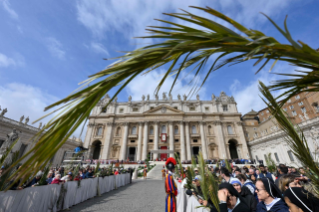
[0,108,8,117]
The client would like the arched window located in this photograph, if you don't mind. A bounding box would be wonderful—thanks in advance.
[192,125,197,134]
[208,125,212,135]
[96,127,103,136]
[149,126,154,135]
[174,126,179,135]
[161,125,167,133]
[131,126,137,135]
[116,127,121,136]
[227,125,234,135]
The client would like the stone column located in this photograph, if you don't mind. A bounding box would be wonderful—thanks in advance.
[119,123,129,160]
[142,121,149,160]
[101,123,113,159]
[236,122,250,159]
[83,123,94,148]
[215,121,228,159]
[169,121,174,157]
[180,121,186,161]
[153,122,159,160]
[199,121,208,159]
[136,122,143,161]
[226,144,231,158]
[184,122,192,160]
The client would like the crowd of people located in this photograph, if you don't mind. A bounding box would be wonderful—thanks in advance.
[0,165,129,190]
[180,163,319,212]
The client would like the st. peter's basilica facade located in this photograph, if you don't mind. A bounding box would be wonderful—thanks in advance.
[83,92,250,161]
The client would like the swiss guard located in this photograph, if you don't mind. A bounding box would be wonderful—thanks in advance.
[165,157,178,212]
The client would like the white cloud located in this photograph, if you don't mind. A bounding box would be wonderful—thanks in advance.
[46,37,65,59]
[230,64,295,115]
[90,42,109,55]
[0,53,16,67]
[0,83,85,140]
[2,0,18,20]
[76,0,290,40]
[125,69,208,101]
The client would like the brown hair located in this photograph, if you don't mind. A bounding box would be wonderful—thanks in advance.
[278,174,295,192]
[236,173,247,182]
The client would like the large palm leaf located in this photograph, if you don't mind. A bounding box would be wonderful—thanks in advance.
[6,6,319,188]
[259,82,319,196]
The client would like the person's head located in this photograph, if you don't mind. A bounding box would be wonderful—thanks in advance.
[256,169,260,175]
[68,172,72,177]
[279,174,301,192]
[234,168,241,176]
[291,167,297,173]
[214,167,219,174]
[193,175,201,187]
[299,167,305,174]
[236,174,247,185]
[256,178,282,202]
[194,168,199,175]
[288,167,292,174]
[47,172,53,178]
[219,167,230,180]
[259,164,266,173]
[243,166,248,173]
[55,174,61,179]
[35,173,42,179]
[218,183,239,209]
[279,166,289,175]
[248,168,255,176]
[284,187,319,212]
[89,169,92,173]
[230,178,242,193]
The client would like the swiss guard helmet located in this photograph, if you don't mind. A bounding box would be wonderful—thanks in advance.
[165,157,177,171]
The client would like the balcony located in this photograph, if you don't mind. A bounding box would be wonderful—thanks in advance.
[128,134,138,139]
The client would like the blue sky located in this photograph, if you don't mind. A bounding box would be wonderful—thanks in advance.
[0,0,318,139]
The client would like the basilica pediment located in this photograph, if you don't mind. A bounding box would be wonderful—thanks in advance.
[143,105,184,115]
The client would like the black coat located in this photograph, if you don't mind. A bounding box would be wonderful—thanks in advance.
[240,186,257,212]
[219,202,250,212]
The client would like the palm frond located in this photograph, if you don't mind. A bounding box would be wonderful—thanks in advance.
[225,159,231,172]
[7,6,319,185]
[259,81,319,196]
[198,152,209,202]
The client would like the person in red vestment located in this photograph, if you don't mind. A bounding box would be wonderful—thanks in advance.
[165,157,178,212]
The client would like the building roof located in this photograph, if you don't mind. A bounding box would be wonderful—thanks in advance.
[244,109,258,116]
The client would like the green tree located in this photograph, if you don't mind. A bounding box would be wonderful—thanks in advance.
[6,6,319,191]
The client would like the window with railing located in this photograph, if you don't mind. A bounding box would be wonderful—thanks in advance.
[149,126,154,135]
[298,102,303,106]
[223,105,228,112]
[131,126,137,134]
[191,125,197,134]
[274,153,280,162]
[301,107,306,113]
[96,127,103,136]
[161,125,167,133]
[292,111,297,116]
[227,125,234,134]
[174,126,179,135]
[288,150,295,161]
